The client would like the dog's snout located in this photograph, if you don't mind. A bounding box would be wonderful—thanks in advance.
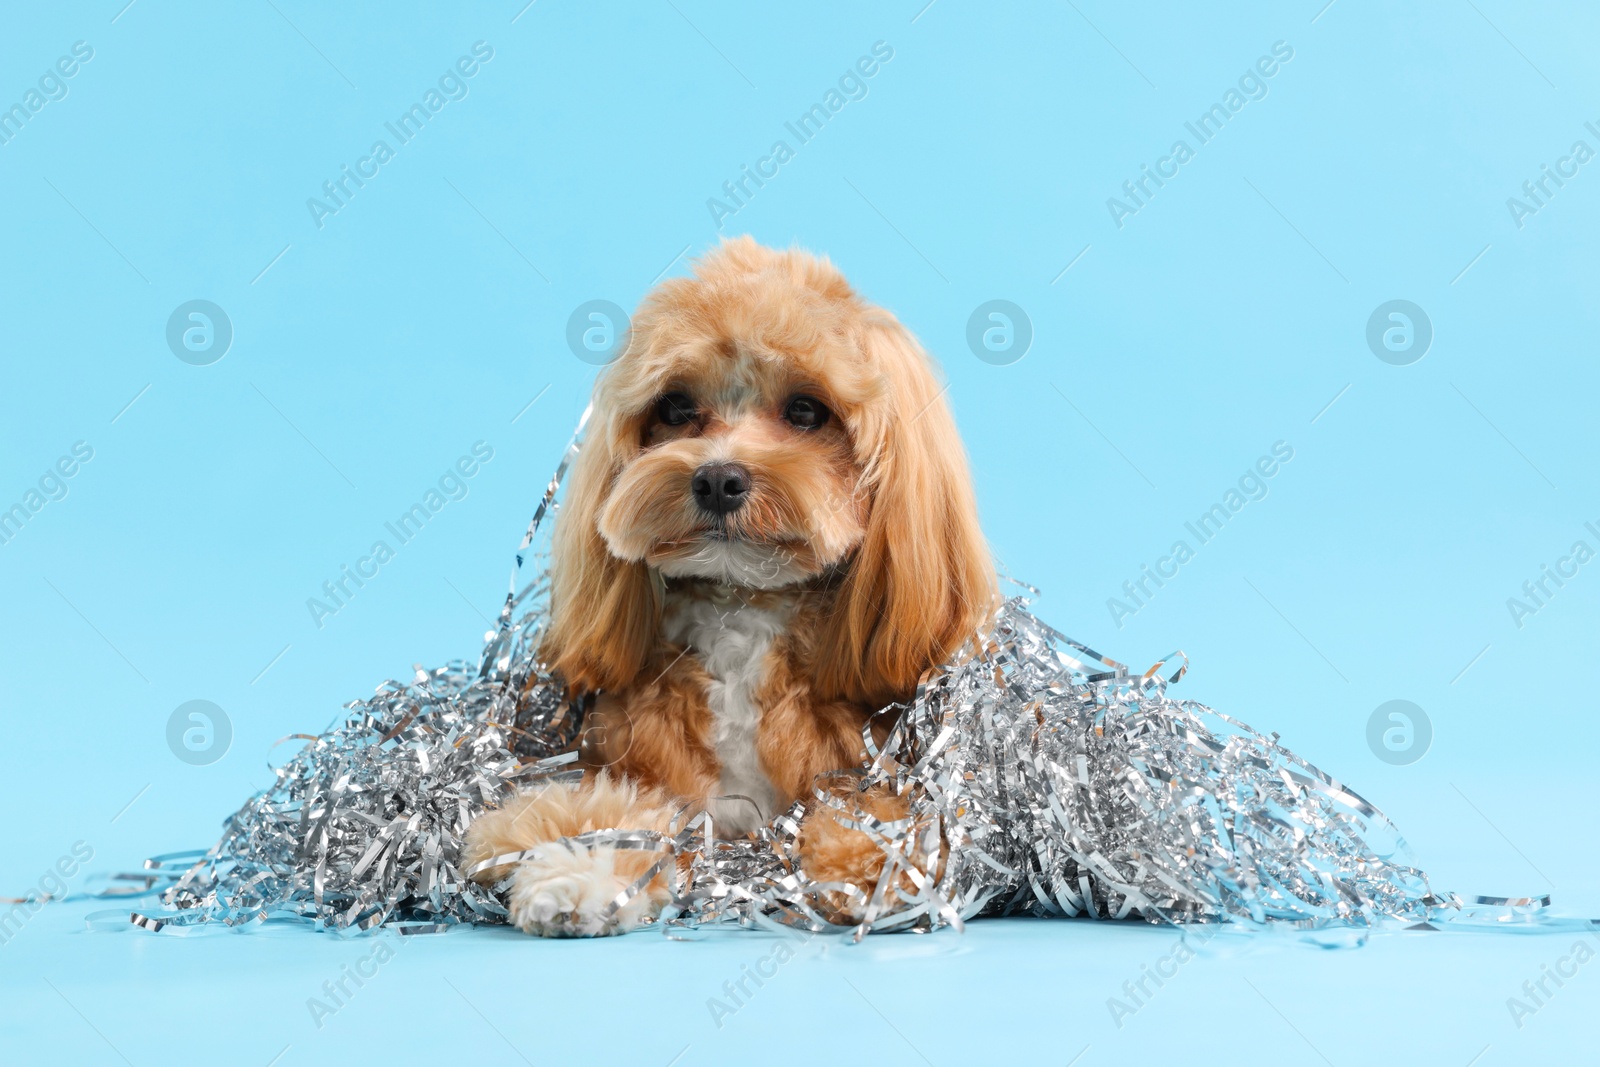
[690,462,750,516]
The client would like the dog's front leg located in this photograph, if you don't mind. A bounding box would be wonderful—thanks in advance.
[795,783,944,926]
[464,774,680,937]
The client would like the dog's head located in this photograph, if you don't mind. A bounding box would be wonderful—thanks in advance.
[544,237,995,704]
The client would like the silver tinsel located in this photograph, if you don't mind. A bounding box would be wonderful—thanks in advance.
[108,417,1556,938]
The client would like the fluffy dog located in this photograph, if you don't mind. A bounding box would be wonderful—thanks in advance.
[464,237,995,936]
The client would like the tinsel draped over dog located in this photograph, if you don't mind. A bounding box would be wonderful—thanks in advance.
[106,415,1558,939]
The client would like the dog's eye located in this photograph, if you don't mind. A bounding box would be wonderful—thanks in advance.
[655,392,696,427]
[783,396,830,430]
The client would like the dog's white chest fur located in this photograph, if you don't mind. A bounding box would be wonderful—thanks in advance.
[661,590,790,835]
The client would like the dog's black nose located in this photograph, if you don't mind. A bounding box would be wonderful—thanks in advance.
[691,462,750,516]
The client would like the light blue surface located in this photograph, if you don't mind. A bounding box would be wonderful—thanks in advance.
[2,1,1597,1064]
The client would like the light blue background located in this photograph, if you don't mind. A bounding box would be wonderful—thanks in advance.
[3,1,1597,1063]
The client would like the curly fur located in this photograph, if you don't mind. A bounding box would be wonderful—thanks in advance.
[466,238,995,936]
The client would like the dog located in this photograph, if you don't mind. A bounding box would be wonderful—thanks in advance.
[464,237,996,936]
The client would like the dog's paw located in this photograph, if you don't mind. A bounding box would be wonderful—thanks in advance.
[797,787,945,926]
[507,840,667,938]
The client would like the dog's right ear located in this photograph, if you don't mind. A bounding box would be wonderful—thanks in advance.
[540,421,660,695]
[812,313,997,707]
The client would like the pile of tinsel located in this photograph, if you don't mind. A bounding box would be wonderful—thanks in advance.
[105,418,1554,938]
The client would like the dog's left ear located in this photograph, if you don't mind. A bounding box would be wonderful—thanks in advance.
[539,413,661,695]
[815,313,997,707]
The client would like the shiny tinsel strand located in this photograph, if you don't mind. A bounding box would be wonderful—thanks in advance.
[110,422,1561,939]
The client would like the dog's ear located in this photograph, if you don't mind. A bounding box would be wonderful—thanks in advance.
[814,314,996,706]
[540,418,660,695]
